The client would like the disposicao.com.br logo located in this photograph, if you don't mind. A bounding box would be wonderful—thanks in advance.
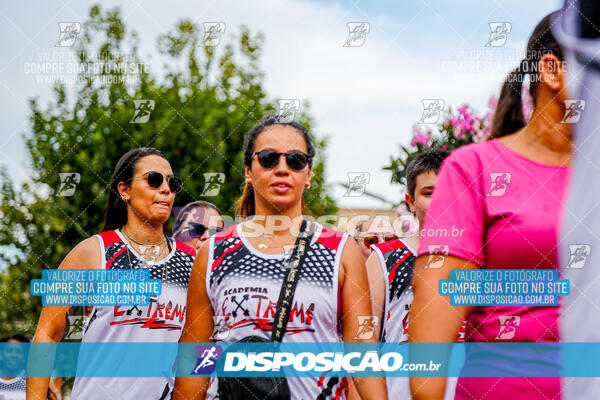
[223,351,441,374]
[186,343,443,377]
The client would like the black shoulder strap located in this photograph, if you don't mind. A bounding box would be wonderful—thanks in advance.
[271,219,315,342]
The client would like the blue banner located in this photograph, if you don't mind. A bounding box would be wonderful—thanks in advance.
[439,269,569,306]
[5,342,600,378]
[30,269,161,306]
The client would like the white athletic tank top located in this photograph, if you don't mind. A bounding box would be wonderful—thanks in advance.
[371,239,462,400]
[70,229,195,400]
[205,222,349,400]
[0,375,26,400]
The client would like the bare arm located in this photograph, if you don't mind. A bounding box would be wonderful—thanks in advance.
[173,241,214,400]
[340,238,388,400]
[365,251,385,341]
[409,254,477,400]
[27,236,101,400]
[347,251,386,400]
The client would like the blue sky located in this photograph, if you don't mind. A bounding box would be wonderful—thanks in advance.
[0,0,561,208]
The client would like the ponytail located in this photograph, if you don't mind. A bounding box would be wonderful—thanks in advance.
[490,12,564,139]
[236,182,255,218]
[491,65,526,138]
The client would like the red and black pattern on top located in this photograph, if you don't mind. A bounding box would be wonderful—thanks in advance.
[374,239,415,302]
[210,225,341,290]
[316,376,348,400]
[97,230,194,290]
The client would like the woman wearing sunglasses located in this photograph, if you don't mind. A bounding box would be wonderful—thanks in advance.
[175,117,387,400]
[29,147,196,400]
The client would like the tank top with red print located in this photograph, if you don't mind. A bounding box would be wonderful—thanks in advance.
[70,229,195,400]
[205,222,349,400]
[371,239,415,344]
[371,239,463,400]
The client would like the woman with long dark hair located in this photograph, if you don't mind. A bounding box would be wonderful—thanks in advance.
[409,12,570,400]
[174,117,387,400]
[28,147,196,399]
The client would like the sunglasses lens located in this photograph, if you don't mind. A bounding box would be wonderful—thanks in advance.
[286,152,309,170]
[146,171,164,188]
[169,176,183,194]
[384,234,399,242]
[194,224,208,238]
[257,150,280,169]
[364,236,379,246]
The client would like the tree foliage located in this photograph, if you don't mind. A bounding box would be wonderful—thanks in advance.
[0,5,336,336]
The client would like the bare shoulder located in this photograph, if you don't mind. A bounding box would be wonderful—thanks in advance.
[341,235,363,263]
[402,235,420,254]
[192,240,210,279]
[366,250,382,270]
[365,251,385,286]
[339,236,366,285]
[59,236,101,270]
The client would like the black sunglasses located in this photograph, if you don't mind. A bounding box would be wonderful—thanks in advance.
[188,222,223,238]
[251,150,311,171]
[130,171,183,194]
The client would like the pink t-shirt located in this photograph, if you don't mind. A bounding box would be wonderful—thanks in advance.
[418,139,570,399]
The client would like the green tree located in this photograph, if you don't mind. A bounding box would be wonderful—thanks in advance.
[0,5,336,336]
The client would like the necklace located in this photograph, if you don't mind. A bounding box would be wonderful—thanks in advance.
[121,227,170,281]
[122,227,165,246]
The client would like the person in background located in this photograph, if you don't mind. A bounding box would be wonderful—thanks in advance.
[173,201,224,251]
[1,334,60,400]
[361,148,460,400]
[410,12,569,400]
[348,215,401,399]
[354,217,399,260]
[0,334,29,400]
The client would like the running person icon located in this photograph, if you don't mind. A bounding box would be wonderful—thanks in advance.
[485,22,511,46]
[562,99,585,122]
[354,317,376,339]
[131,100,153,123]
[495,316,519,340]
[486,172,511,196]
[58,173,79,195]
[193,347,218,374]
[175,116,388,400]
